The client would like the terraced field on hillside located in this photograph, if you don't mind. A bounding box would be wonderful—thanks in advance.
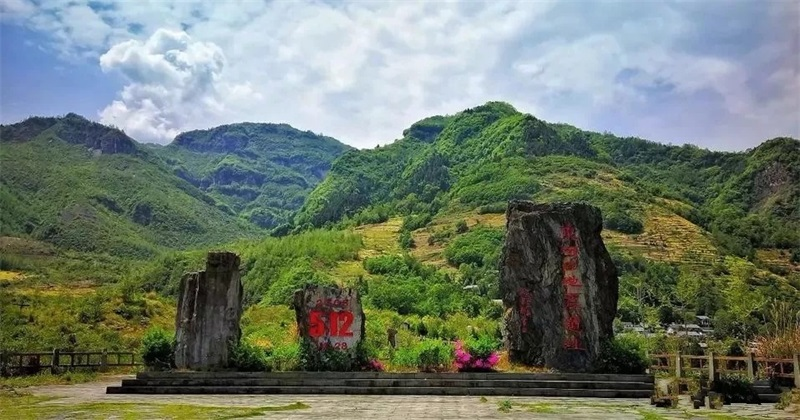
[343,204,722,272]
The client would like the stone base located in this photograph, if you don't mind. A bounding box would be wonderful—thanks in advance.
[107,372,655,398]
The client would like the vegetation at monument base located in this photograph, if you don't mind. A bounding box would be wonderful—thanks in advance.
[1,102,799,374]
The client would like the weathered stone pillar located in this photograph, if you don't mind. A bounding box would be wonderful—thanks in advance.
[174,251,243,370]
[500,201,619,372]
[293,285,365,370]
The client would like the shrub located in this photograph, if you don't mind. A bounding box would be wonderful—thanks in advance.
[753,326,800,358]
[712,374,758,404]
[455,220,469,234]
[603,210,644,234]
[415,339,454,372]
[593,334,648,374]
[398,230,415,249]
[454,335,500,372]
[140,327,174,371]
[299,339,368,372]
[230,341,271,372]
[477,202,507,214]
[392,339,453,372]
[402,213,433,232]
[364,359,385,372]
[267,343,301,371]
[443,227,504,268]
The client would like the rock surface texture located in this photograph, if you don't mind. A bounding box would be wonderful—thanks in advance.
[500,201,619,372]
[293,286,365,366]
[174,251,243,370]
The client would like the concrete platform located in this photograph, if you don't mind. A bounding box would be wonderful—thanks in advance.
[107,371,655,397]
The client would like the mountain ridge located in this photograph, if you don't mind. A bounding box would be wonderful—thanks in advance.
[292,101,799,258]
[0,115,349,255]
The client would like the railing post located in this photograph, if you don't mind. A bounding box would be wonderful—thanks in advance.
[101,349,108,371]
[51,349,60,375]
[746,353,755,380]
[675,351,682,378]
[708,352,717,383]
[793,353,800,388]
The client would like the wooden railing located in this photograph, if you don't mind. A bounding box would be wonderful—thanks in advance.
[650,352,800,387]
[0,349,140,375]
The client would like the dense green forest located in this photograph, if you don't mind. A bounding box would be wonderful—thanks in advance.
[148,123,351,229]
[295,102,799,257]
[1,102,798,362]
[0,115,351,256]
[0,114,260,257]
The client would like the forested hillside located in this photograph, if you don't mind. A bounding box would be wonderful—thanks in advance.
[295,102,799,258]
[1,116,353,256]
[0,114,261,257]
[149,123,352,229]
[288,101,800,343]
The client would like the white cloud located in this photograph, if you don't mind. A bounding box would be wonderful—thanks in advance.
[97,28,254,143]
[4,0,799,149]
[0,0,35,18]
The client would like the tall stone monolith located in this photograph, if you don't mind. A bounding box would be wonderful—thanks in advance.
[500,201,618,372]
[174,251,243,370]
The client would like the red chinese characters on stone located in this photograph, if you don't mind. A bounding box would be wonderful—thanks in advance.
[561,245,578,256]
[564,314,581,332]
[564,293,580,310]
[562,275,581,287]
[561,223,577,241]
[308,310,354,338]
[560,222,584,351]
[518,287,533,333]
[563,335,583,350]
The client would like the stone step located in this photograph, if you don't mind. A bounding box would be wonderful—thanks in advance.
[135,371,655,383]
[753,385,780,395]
[121,378,654,390]
[757,394,781,404]
[106,386,653,398]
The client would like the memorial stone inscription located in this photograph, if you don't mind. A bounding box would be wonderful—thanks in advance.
[500,200,619,373]
[293,286,365,362]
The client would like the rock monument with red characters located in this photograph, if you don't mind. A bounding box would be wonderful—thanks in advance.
[499,200,619,372]
[293,285,365,366]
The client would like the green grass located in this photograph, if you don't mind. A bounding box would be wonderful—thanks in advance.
[520,402,556,414]
[497,399,513,413]
[0,371,98,389]
[0,391,309,420]
[637,409,669,420]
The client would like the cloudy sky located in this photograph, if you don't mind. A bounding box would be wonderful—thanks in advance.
[1,0,798,151]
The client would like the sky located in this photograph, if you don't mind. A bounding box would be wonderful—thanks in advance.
[0,0,798,152]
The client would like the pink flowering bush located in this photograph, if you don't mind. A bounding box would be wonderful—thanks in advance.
[454,336,501,372]
[365,358,385,372]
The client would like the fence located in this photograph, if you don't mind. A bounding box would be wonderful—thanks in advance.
[650,352,800,387]
[0,349,140,375]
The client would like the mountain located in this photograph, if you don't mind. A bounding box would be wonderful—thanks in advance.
[147,123,352,229]
[294,102,800,257]
[0,114,262,257]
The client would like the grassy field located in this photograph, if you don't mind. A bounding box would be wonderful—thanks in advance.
[0,391,309,420]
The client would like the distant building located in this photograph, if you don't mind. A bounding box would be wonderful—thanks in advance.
[696,315,712,328]
[667,323,706,336]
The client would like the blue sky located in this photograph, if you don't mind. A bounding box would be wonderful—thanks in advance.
[1,0,797,151]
